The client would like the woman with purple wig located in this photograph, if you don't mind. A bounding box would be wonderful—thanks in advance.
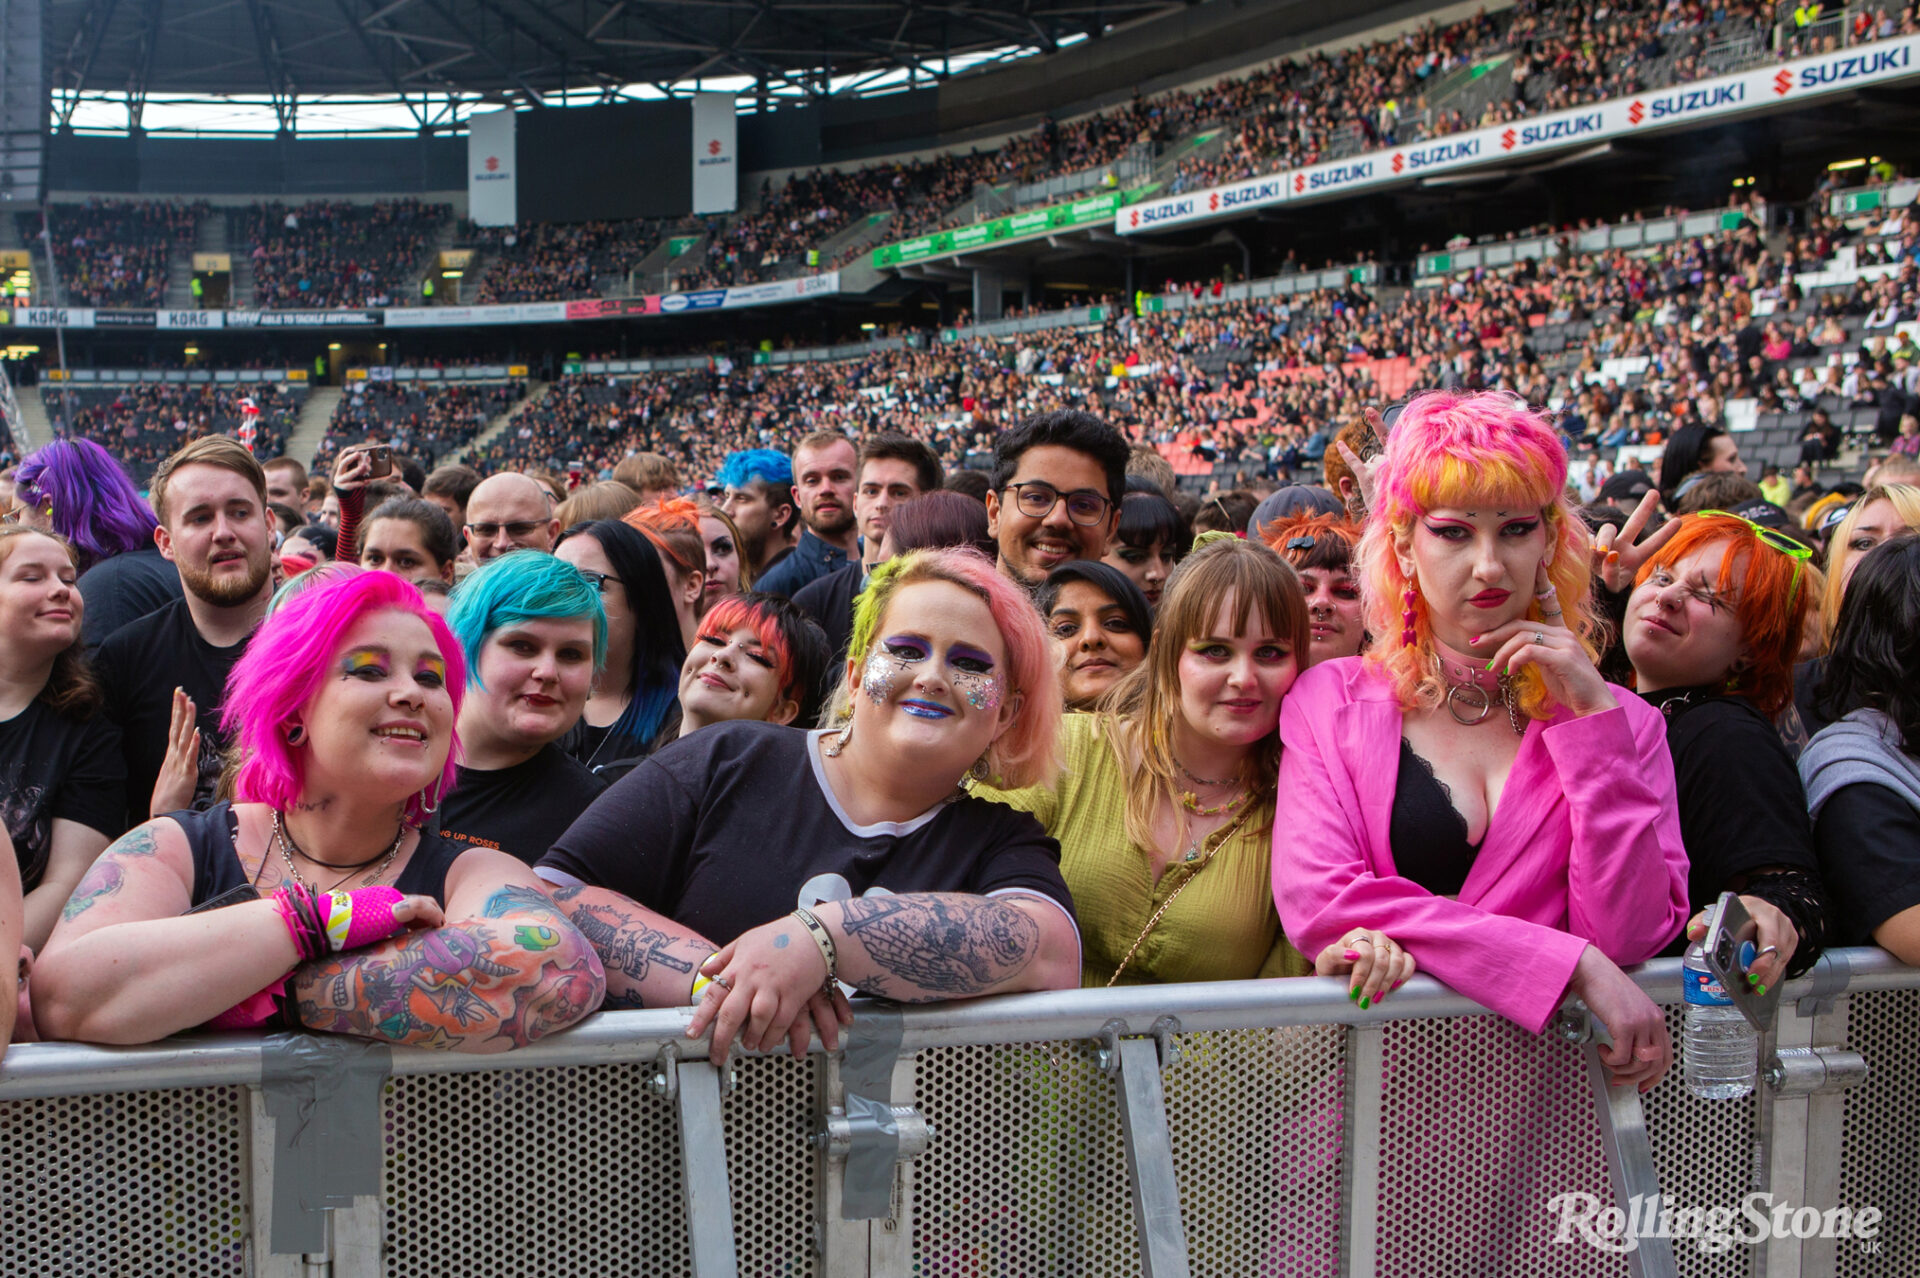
[31,571,604,1051]
[14,439,183,646]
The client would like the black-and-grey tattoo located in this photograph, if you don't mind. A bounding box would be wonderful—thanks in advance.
[838,895,1038,999]
[556,893,697,1006]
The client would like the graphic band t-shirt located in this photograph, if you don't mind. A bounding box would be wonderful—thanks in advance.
[539,721,1076,948]
[0,699,126,889]
[435,744,608,867]
[94,598,252,830]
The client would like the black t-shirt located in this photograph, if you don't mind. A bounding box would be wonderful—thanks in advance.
[0,699,126,890]
[540,721,1075,947]
[1814,783,1920,943]
[1650,688,1820,941]
[79,546,182,649]
[435,744,607,867]
[793,562,863,666]
[94,598,253,830]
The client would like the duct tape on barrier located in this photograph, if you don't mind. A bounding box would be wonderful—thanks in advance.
[1796,948,1852,1016]
[259,1033,393,1254]
[839,1004,904,1219]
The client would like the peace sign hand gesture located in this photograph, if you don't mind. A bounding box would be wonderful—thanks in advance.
[1591,490,1678,593]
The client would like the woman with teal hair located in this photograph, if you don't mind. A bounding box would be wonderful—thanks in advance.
[436,551,612,865]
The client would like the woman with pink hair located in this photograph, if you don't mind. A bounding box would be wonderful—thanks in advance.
[539,547,1081,1063]
[1274,391,1689,1090]
[30,572,604,1051]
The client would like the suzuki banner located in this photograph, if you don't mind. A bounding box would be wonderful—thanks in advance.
[1117,35,1920,234]
[691,92,738,215]
[468,108,518,227]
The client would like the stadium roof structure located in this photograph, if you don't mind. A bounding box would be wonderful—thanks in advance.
[45,0,1164,133]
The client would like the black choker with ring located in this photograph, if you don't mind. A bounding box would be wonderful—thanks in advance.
[1436,652,1526,737]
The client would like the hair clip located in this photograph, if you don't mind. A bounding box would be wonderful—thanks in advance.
[1286,535,1317,551]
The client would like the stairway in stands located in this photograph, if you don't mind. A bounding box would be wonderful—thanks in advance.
[456,380,549,465]
[12,385,51,453]
[289,386,343,469]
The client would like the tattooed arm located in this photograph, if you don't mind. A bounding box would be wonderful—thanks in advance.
[542,883,716,1011]
[291,851,606,1052]
[31,819,320,1043]
[0,828,19,1059]
[687,892,1078,1062]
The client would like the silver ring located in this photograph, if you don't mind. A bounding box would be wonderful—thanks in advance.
[1533,630,1546,644]
[711,975,732,992]
[1347,936,1375,946]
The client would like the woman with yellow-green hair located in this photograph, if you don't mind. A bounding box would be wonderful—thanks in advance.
[537,546,1081,1065]
[976,534,1413,1000]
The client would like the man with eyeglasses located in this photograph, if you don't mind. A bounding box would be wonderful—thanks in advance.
[464,472,561,563]
[984,409,1130,589]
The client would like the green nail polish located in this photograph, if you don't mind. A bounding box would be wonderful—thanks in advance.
[1756,983,1767,996]
[1484,659,1495,670]
[1347,987,1359,1002]
[1747,973,1760,985]
[1360,996,1371,1010]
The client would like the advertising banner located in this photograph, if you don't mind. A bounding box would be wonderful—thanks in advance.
[565,297,660,321]
[691,92,738,215]
[386,302,567,328]
[1117,34,1920,234]
[873,189,1144,267]
[159,310,225,330]
[468,108,518,228]
[227,310,381,327]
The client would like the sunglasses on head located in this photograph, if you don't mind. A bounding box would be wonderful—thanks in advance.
[1695,509,1813,604]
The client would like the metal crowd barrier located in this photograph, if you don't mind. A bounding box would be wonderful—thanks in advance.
[2,949,1914,1277]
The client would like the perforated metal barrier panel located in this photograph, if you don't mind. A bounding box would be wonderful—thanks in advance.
[1839,988,1919,1277]
[0,1084,247,1278]
[1,959,1915,1278]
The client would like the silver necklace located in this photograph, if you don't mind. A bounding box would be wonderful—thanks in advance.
[274,810,406,894]
[1437,655,1526,737]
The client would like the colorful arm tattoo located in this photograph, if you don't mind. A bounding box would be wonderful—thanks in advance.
[549,883,713,1010]
[292,885,606,1051]
[60,825,160,922]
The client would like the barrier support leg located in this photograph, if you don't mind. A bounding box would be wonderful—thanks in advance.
[1109,1029,1191,1278]
[1761,991,1863,1278]
[1339,1024,1385,1278]
[670,1052,741,1278]
[1582,1040,1678,1278]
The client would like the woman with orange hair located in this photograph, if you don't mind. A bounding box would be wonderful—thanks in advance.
[622,497,708,650]
[1275,391,1689,1091]
[1623,512,1831,983]
[538,548,1080,1063]
[1262,511,1367,664]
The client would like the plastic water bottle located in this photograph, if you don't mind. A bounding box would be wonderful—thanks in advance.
[1683,942,1757,1100]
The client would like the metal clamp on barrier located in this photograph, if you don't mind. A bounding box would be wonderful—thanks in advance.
[1795,949,1851,1017]
[1766,1046,1869,1096]
[817,1101,935,1162]
[656,1042,741,1278]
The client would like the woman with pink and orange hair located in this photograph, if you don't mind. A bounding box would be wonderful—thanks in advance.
[1274,391,1689,1090]
[538,548,1081,1063]
[30,572,604,1051]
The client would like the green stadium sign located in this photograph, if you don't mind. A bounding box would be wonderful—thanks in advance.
[872,188,1154,268]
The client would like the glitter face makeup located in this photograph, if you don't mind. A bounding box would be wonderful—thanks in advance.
[862,652,902,705]
[951,669,1002,711]
[341,649,388,678]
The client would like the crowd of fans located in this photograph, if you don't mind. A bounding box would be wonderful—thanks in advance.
[34,200,206,308]
[309,379,528,475]
[462,219,680,303]
[239,199,449,310]
[43,382,298,484]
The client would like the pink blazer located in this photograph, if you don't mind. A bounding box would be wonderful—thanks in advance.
[1273,657,1689,1034]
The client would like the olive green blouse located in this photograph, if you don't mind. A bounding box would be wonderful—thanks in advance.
[975,713,1311,987]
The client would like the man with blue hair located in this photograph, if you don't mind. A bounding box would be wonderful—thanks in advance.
[713,448,798,582]
[436,551,609,866]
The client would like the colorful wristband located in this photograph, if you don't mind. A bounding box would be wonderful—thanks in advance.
[690,951,721,1001]
[317,885,407,952]
[791,906,838,990]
